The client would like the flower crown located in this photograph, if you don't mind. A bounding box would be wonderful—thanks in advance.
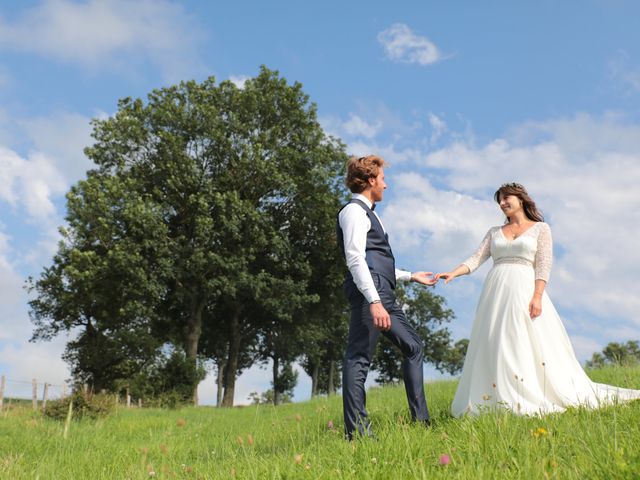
[500,182,526,191]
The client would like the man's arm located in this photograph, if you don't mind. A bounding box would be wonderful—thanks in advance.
[339,204,380,303]
[339,204,392,330]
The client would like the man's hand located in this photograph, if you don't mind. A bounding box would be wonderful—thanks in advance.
[411,271,438,286]
[370,302,391,331]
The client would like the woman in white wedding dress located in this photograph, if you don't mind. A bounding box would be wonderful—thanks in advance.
[436,183,640,417]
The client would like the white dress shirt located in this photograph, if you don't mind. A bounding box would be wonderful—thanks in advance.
[338,193,412,303]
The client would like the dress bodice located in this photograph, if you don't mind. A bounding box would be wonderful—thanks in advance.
[462,222,553,282]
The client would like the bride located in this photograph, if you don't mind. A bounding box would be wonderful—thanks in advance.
[436,182,640,416]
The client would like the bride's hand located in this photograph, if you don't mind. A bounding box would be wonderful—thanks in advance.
[435,272,455,284]
[529,295,542,319]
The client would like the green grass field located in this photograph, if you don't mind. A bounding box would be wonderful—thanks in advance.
[1,366,639,479]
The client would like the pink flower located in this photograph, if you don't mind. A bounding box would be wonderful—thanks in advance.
[438,454,451,466]
[327,420,334,430]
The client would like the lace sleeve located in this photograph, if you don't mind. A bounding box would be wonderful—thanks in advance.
[462,228,494,274]
[534,223,553,282]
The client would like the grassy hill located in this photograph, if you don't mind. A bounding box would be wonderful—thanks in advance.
[1,365,639,479]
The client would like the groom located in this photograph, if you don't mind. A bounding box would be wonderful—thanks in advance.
[336,155,436,440]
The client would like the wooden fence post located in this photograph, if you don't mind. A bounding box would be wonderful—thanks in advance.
[138,398,142,408]
[41,383,49,414]
[32,378,38,411]
[0,375,5,412]
[126,387,131,408]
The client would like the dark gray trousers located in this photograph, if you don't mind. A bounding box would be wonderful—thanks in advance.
[342,273,430,439]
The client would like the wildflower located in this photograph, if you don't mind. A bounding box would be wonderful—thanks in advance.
[176,418,186,427]
[327,420,334,430]
[531,427,549,438]
[438,454,451,466]
[230,467,236,477]
[371,458,377,464]
[146,464,155,476]
[305,464,311,470]
[140,447,149,456]
[294,454,303,464]
[295,414,302,422]
[247,434,254,446]
[237,436,244,446]
[482,394,491,401]
[160,444,168,455]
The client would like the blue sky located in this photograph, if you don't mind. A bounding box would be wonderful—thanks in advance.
[1,0,640,405]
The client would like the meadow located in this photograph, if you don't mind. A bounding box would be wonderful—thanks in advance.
[1,366,639,479]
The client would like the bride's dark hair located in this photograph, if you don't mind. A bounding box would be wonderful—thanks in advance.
[494,183,544,223]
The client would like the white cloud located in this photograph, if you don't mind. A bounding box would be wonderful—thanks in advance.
[18,110,94,183]
[0,232,25,333]
[342,114,382,139]
[609,50,640,94]
[0,146,66,221]
[0,338,70,399]
[0,0,203,81]
[383,113,640,340]
[229,75,250,89]
[377,23,445,66]
[428,112,447,144]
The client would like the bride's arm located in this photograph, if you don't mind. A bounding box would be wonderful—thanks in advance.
[436,228,493,283]
[529,223,553,318]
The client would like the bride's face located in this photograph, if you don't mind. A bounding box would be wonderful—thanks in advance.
[498,193,523,217]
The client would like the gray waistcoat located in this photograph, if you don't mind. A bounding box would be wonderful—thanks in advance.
[337,198,396,290]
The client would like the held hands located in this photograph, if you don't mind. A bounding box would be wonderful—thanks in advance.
[434,272,456,284]
[411,271,438,286]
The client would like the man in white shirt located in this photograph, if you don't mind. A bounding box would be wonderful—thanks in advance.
[337,154,437,440]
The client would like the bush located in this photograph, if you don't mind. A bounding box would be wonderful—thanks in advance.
[44,391,114,421]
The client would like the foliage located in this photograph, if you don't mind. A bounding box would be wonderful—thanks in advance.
[125,349,207,407]
[27,66,348,406]
[586,340,640,368]
[43,390,114,421]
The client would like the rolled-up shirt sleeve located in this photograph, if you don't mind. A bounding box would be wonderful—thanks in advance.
[339,203,380,303]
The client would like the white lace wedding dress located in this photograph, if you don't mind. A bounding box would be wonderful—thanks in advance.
[452,222,640,416]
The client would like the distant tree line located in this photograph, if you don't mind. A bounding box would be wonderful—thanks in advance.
[27,67,465,407]
[586,340,640,369]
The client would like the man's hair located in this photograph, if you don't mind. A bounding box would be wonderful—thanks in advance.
[345,155,386,193]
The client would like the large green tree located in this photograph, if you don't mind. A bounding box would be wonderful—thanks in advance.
[29,66,348,406]
[28,173,172,392]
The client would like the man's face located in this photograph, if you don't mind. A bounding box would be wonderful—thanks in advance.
[369,168,387,202]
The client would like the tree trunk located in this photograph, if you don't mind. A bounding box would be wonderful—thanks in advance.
[328,361,336,397]
[185,294,204,406]
[221,308,241,407]
[216,359,225,407]
[272,355,280,406]
[310,362,319,397]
